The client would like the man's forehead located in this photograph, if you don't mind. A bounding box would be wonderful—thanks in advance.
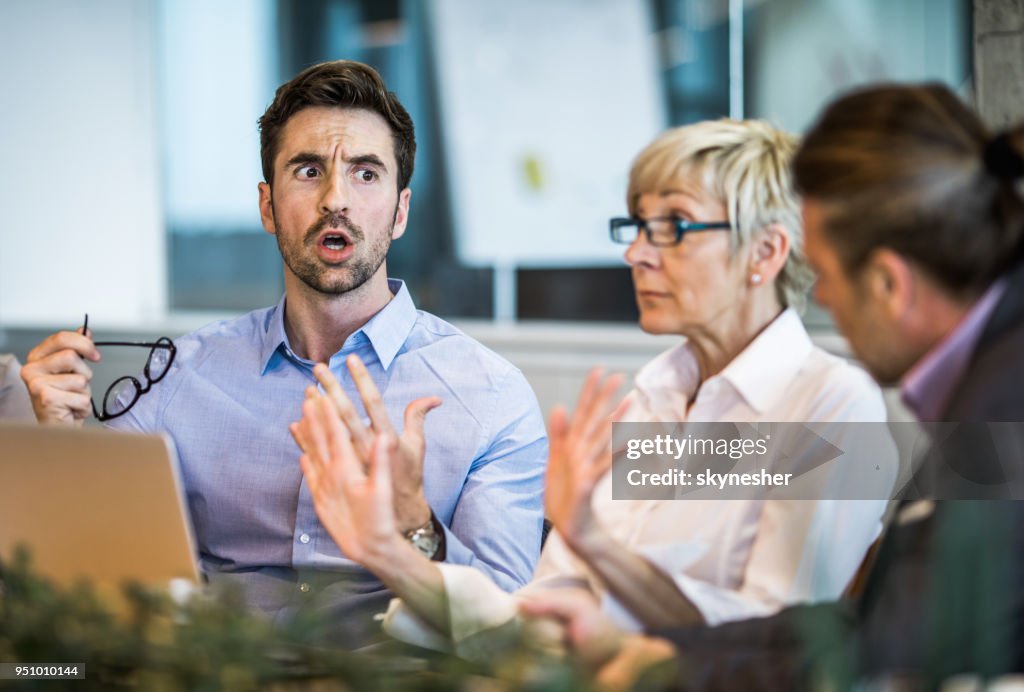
[276,106,395,160]
[801,198,844,270]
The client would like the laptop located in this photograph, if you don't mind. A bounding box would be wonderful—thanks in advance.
[0,423,201,589]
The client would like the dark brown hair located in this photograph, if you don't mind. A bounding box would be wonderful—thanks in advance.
[793,83,1024,297]
[258,60,415,191]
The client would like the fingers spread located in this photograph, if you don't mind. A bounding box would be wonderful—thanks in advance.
[546,405,569,464]
[321,396,366,487]
[577,373,625,443]
[346,355,395,437]
[302,397,332,477]
[576,423,614,482]
[369,433,395,506]
[609,396,632,423]
[313,363,372,457]
[299,452,320,494]
[289,421,308,452]
[402,396,441,440]
[569,367,605,438]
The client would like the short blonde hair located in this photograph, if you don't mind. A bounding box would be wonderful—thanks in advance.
[627,119,814,312]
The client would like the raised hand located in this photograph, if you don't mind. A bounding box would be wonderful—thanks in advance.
[544,368,628,549]
[294,394,452,632]
[296,395,404,565]
[21,326,100,425]
[296,355,441,533]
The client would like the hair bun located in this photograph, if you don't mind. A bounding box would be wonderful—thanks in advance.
[983,132,1024,181]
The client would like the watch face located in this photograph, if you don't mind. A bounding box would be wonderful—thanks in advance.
[410,530,440,558]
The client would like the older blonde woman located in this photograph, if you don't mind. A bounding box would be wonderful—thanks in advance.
[293,119,891,654]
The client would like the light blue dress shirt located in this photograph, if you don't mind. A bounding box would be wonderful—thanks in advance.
[109,280,546,631]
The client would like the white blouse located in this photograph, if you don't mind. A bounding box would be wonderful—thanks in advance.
[383,309,892,653]
[530,308,891,629]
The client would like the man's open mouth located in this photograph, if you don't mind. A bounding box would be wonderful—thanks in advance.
[321,234,349,250]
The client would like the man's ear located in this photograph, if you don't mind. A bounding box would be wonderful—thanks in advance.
[864,248,915,320]
[748,223,791,284]
[391,188,412,241]
[258,181,276,236]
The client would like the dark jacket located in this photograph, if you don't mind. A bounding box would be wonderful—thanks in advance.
[651,263,1024,690]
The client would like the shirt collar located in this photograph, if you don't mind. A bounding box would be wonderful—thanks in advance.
[259,278,418,374]
[634,308,813,415]
[900,278,1008,422]
[715,308,814,413]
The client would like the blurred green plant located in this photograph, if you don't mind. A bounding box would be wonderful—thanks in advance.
[0,546,589,691]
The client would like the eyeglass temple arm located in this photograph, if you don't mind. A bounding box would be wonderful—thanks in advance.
[91,341,174,348]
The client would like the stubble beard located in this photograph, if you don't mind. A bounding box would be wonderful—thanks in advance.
[274,205,395,296]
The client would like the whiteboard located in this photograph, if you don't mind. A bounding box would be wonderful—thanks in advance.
[428,0,666,267]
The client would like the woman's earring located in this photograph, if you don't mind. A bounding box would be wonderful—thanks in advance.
[750,273,762,285]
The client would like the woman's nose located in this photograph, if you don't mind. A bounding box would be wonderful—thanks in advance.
[624,232,659,268]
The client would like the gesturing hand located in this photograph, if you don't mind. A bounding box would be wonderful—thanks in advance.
[545,368,628,550]
[294,355,441,534]
[296,395,403,566]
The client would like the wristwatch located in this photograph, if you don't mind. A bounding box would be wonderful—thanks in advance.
[404,513,445,560]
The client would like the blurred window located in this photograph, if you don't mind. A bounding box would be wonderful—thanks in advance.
[161,0,970,324]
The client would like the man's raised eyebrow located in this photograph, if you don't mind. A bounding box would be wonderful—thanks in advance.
[283,151,389,171]
[347,153,388,171]
[284,152,327,169]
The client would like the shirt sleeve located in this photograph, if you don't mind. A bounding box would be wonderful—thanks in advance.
[441,366,547,592]
[0,355,36,422]
[381,562,520,652]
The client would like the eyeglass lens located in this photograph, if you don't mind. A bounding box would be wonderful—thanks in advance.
[146,339,174,381]
[613,219,678,245]
[103,377,141,418]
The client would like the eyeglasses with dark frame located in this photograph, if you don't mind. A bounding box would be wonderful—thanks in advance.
[609,217,732,247]
[81,314,177,422]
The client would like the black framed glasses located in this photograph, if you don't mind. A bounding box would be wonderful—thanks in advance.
[81,314,177,422]
[609,217,732,247]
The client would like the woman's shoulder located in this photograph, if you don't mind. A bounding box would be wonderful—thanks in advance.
[790,346,887,422]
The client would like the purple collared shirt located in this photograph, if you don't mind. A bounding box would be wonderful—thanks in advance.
[901,279,1007,422]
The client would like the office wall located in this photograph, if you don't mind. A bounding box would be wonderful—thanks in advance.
[974,0,1024,128]
[0,0,164,329]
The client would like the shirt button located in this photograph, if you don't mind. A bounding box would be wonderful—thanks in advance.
[298,582,310,593]
[299,533,311,544]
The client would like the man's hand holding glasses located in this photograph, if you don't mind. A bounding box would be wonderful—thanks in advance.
[21,314,176,426]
